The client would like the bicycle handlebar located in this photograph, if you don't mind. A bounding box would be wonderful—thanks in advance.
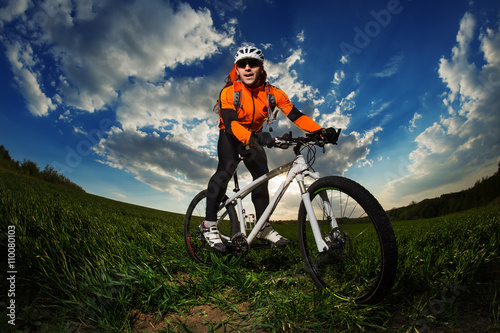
[271,127,341,150]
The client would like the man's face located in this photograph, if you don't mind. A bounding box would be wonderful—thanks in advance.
[236,58,263,87]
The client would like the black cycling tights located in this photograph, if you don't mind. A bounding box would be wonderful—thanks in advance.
[205,130,269,222]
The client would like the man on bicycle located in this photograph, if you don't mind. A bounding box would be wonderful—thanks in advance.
[201,45,333,252]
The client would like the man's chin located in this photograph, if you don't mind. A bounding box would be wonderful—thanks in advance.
[242,78,258,86]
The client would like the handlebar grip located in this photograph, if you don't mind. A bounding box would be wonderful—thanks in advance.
[273,127,341,147]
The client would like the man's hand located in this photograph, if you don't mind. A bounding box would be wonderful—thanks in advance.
[320,128,340,143]
[250,132,274,147]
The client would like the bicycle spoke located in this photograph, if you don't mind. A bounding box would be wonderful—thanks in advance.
[184,190,238,266]
[298,176,397,304]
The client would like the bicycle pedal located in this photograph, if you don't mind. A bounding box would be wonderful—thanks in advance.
[269,241,289,248]
[227,232,249,255]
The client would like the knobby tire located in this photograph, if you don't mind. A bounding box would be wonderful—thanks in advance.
[298,176,397,304]
[184,190,238,266]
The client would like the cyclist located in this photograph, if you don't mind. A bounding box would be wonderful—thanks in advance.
[201,45,333,252]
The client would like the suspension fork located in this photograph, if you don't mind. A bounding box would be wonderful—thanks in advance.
[296,173,329,252]
[318,191,340,230]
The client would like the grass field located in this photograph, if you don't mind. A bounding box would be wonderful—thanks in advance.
[1,168,499,332]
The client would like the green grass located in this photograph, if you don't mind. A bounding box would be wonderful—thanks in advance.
[1,168,499,332]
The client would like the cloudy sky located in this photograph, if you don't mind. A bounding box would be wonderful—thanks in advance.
[1,0,499,219]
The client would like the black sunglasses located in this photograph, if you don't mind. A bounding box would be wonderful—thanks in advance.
[236,59,262,68]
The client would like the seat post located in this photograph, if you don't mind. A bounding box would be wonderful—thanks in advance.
[233,171,240,192]
[233,157,243,192]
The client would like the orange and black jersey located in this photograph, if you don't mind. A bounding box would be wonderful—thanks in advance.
[219,82,321,145]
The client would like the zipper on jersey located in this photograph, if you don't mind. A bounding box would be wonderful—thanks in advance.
[248,90,256,129]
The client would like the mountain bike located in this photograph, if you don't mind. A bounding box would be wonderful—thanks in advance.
[184,129,398,304]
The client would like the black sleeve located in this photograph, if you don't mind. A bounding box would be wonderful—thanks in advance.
[286,105,305,122]
[220,108,238,136]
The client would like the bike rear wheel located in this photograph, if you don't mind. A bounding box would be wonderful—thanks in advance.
[298,176,397,304]
[184,190,239,265]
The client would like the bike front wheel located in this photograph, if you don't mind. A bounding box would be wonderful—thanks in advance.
[184,190,238,266]
[298,176,397,304]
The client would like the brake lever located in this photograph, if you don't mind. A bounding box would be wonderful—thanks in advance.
[281,131,292,141]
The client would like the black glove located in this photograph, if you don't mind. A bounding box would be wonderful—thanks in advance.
[320,128,340,144]
[250,132,274,147]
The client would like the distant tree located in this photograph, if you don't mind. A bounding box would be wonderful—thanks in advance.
[40,164,85,192]
[0,145,11,161]
[0,144,85,192]
[387,165,500,221]
[40,165,60,183]
[20,159,40,177]
[0,145,17,170]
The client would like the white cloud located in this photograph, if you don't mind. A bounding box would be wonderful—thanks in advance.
[332,70,345,85]
[112,192,127,199]
[266,49,320,105]
[317,106,351,129]
[372,53,404,78]
[2,0,235,113]
[316,89,356,130]
[93,76,223,196]
[58,110,71,122]
[314,127,383,176]
[408,112,422,132]
[297,30,305,43]
[0,0,30,27]
[73,126,86,135]
[381,12,500,207]
[115,76,223,132]
[368,101,391,118]
[438,13,481,102]
[3,40,55,116]
[1,0,387,211]
[413,122,450,155]
[0,0,241,202]
[260,43,272,50]
[93,127,217,198]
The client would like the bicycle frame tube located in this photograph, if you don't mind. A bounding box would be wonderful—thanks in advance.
[223,160,294,242]
[236,197,245,233]
[225,161,295,205]
[297,172,329,252]
[223,159,295,235]
[246,155,311,244]
[220,153,331,251]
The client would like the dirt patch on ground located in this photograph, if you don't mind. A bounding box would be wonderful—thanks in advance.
[131,302,260,332]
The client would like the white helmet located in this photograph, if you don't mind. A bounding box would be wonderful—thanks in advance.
[234,45,264,64]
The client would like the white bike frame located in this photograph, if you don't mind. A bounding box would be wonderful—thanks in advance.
[218,152,339,253]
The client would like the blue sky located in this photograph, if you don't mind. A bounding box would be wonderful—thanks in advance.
[1,0,499,218]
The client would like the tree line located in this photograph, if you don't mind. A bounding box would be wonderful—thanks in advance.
[387,162,500,220]
[0,145,85,192]
[2,143,498,219]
